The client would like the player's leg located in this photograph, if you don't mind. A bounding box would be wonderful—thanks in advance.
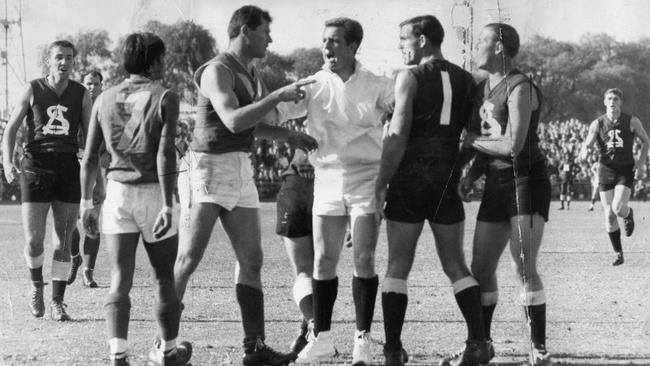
[104,233,139,364]
[174,202,220,300]
[599,189,623,265]
[589,184,598,210]
[558,181,566,209]
[222,206,296,365]
[283,236,314,352]
[432,221,488,349]
[612,184,633,236]
[82,202,101,287]
[144,234,192,366]
[508,214,548,358]
[67,226,83,285]
[566,181,573,209]
[21,202,49,318]
[382,220,422,365]
[50,201,79,321]
[350,212,379,332]
[470,221,510,344]
[296,215,347,363]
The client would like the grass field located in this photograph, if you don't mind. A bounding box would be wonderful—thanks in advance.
[1,201,649,365]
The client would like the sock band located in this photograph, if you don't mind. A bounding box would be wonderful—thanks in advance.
[452,276,479,294]
[25,253,45,269]
[108,338,128,355]
[481,291,498,306]
[52,260,69,281]
[382,277,407,295]
[520,289,546,306]
[293,275,312,307]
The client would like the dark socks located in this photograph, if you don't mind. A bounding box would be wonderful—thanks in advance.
[352,275,378,332]
[236,284,265,341]
[482,304,497,340]
[312,277,338,334]
[382,292,407,351]
[608,229,622,253]
[51,280,66,302]
[83,235,101,269]
[527,304,546,348]
[29,266,43,283]
[105,293,131,339]
[454,286,486,341]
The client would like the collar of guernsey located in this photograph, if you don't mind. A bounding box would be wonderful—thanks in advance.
[276,60,394,168]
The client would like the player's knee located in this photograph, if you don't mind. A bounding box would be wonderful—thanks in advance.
[353,250,375,270]
[471,262,495,284]
[238,254,263,278]
[105,292,131,311]
[611,203,628,217]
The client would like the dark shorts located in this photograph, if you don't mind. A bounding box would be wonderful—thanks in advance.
[276,175,314,238]
[477,162,551,223]
[598,163,634,191]
[559,179,573,195]
[20,151,81,203]
[384,160,465,224]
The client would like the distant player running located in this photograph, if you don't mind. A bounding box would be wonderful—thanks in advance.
[579,88,649,266]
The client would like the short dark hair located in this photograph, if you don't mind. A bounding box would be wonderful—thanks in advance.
[324,17,364,48]
[485,23,520,58]
[123,32,166,75]
[47,40,77,57]
[228,5,272,39]
[83,70,103,83]
[399,15,444,48]
[604,88,623,99]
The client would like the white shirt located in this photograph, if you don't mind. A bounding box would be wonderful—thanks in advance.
[277,62,394,168]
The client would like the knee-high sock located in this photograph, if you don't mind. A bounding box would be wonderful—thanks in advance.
[105,293,131,340]
[83,235,101,270]
[481,291,498,340]
[608,229,623,253]
[236,284,265,342]
[352,275,378,332]
[453,277,485,341]
[382,278,407,351]
[523,290,546,348]
[312,277,338,334]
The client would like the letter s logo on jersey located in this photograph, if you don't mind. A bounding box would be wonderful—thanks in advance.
[479,101,502,137]
[42,104,70,135]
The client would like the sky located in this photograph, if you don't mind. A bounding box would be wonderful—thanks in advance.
[2,0,650,111]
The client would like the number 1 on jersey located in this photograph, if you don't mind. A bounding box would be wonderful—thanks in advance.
[440,71,452,126]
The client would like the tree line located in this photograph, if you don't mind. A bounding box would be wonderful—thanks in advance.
[37,21,650,127]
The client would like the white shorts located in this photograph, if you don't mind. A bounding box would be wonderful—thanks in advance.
[313,164,378,216]
[178,151,260,211]
[102,180,178,243]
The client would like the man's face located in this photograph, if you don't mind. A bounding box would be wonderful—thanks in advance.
[398,24,421,66]
[322,26,356,72]
[83,74,102,99]
[604,92,622,114]
[46,46,75,79]
[247,20,272,59]
[476,27,498,70]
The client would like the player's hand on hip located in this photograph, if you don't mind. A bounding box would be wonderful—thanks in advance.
[275,78,316,103]
[152,208,172,241]
[288,131,318,152]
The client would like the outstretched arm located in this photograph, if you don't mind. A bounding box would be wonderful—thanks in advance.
[199,63,314,134]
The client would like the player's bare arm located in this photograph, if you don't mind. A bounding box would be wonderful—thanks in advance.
[80,88,93,139]
[153,90,180,239]
[579,119,600,161]
[471,83,537,157]
[200,63,314,133]
[631,116,649,176]
[80,95,105,236]
[1,84,32,184]
[375,69,416,219]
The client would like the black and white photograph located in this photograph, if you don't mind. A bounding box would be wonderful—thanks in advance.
[0,0,649,365]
